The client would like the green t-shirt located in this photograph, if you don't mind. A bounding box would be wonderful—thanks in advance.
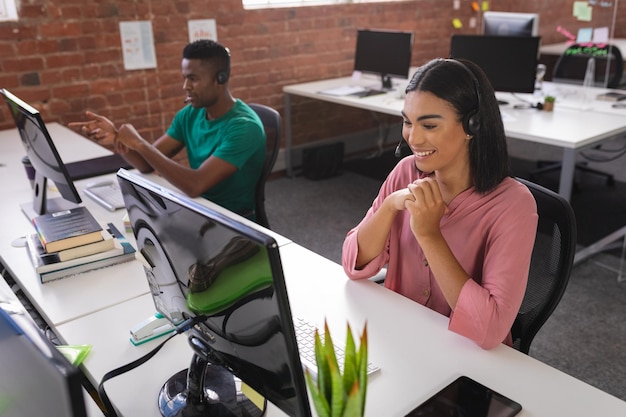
[167,100,266,216]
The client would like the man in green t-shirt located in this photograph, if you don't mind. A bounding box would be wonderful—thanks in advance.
[69,40,266,218]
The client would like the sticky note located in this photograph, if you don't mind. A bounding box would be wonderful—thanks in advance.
[482,1,489,12]
[471,1,479,12]
[576,28,593,43]
[452,18,463,29]
[573,1,593,21]
[593,26,609,44]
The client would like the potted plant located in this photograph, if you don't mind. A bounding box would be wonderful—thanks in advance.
[305,321,368,417]
[543,95,556,112]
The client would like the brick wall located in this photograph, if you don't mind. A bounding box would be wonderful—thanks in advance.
[1,0,624,150]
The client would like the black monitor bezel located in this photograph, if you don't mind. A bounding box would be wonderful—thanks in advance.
[0,307,88,417]
[449,35,541,94]
[117,168,312,417]
[354,28,414,87]
[1,88,82,216]
[482,12,539,37]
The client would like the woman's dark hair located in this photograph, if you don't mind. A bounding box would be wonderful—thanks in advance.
[405,58,509,193]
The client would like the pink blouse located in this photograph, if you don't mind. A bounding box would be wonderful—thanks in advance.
[342,156,538,349]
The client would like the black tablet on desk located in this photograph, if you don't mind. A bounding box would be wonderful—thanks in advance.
[405,376,522,417]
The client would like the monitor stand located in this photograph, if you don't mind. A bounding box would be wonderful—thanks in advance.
[21,176,78,221]
[158,352,265,417]
[381,74,393,90]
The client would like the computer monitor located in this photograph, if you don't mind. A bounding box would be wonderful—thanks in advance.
[117,168,312,417]
[1,89,132,218]
[0,306,88,417]
[1,88,82,218]
[449,35,541,98]
[354,28,414,90]
[482,12,539,37]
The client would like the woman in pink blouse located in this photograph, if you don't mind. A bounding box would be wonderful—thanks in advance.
[342,58,538,349]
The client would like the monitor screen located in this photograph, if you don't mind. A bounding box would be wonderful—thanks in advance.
[449,35,541,94]
[0,307,87,417]
[482,12,539,37]
[1,88,81,218]
[117,169,311,417]
[354,29,414,89]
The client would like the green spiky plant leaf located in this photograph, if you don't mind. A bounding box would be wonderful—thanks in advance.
[305,320,368,417]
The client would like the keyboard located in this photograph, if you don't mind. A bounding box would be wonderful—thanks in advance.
[293,317,380,378]
[350,88,387,98]
[84,182,125,212]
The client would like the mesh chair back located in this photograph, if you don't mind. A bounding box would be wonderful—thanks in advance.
[249,103,281,229]
[552,43,624,88]
[512,178,577,354]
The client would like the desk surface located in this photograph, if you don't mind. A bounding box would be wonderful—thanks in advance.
[283,78,626,201]
[284,78,626,150]
[3,121,626,417]
[0,123,290,326]
[55,243,626,417]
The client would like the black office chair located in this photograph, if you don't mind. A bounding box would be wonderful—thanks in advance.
[511,178,577,355]
[249,103,281,229]
[531,44,623,186]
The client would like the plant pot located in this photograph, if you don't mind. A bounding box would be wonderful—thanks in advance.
[543,101,554,112]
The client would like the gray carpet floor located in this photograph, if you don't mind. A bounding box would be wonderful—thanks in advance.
[265,170,626,402]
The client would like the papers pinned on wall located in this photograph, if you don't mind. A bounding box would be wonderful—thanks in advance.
[188,19,217,43]
[120,21,157,71]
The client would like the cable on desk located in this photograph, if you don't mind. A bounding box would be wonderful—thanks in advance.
[97,315,207,417]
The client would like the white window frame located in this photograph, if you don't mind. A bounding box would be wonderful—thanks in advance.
[0,0,18,22]
[243,0,402,10]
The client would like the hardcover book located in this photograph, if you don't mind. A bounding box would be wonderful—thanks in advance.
[34,230,116,263]
[32,206,103,253]
[26,223,136,283]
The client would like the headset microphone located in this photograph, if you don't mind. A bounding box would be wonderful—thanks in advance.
[394,140,404,158]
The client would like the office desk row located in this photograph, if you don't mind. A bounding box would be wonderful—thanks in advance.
[0,123,290,327]
[283,78,626,202]
[1,125,626,416]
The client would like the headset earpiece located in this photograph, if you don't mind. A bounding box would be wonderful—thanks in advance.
[463,108,480,136]
[216,70,228,85]
[216,47,231,85]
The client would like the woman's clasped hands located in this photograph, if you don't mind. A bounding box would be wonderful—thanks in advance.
[404,177,449,240]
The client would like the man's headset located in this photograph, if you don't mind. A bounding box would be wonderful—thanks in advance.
[395,59,481,157]
[216,47,231,85]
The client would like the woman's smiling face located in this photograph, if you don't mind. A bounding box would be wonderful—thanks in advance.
[401,90,471,175]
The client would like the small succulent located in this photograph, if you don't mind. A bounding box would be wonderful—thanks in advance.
[544,95,556,103]
[305,321,368,417]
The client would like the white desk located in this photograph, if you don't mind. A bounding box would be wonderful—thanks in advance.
[283,78,626,202]
[283,75,409,178]
[2,123,626,416]
[0,123,290,326]
[0,125,150,326]
[55,243,626,417]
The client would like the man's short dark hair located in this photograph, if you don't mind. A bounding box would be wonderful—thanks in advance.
[183,40,231,79]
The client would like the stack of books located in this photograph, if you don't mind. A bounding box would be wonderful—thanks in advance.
[26,206,136,283]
